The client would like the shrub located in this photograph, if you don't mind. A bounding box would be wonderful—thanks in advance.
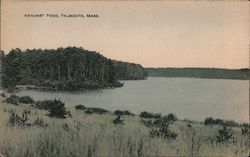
[140,119,154,128]
[84,107,110,114]
[114,110,134,116]
[19,96,35,104]
[8,109,48,128]
[35,99,69,118]
[143,113,178,140]
[223,120,238,127]
[35,100,55,110]
[157,114,178,140]
[8,110,31,127]
[217,126,233,143]
[241,123,249,135]
[6,95,19,105]
[47,99,68,118]
[84,110,92,114]
[75,104,86,110]
[163,113,177,122]
[205,117,238,127]
[205,117,214,125]
[139,111,161,119]
[113,115,124,125]
[1,92,6,97]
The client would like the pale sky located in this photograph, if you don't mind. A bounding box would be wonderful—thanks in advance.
[1,0,249,68]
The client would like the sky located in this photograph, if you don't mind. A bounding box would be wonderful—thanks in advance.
[1,0,249,68]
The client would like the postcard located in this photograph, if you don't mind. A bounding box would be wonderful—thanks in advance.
[0,1,249,157]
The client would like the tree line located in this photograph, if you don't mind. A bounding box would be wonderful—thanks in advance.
[113,60,148,80]
[146,68,250,80]
[0,47,147,90]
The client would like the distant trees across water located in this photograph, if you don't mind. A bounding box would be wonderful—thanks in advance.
[0,47,147,90]
[146,68,250,80]
[113,60,148,80]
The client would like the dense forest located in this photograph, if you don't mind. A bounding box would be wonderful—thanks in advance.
[113,60,148,80]
[0,47,147,90]
[146,68,250,80]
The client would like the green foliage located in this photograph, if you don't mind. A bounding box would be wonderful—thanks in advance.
[8,109,47,128]
[35,100,55,110]
[0,47,149,90]
[241,123,249,135]
[217,126,233,143]
[150,114,178,140]
[1,49,22,88]
[8,109,30,127]
[6,95,19,105]
[19,96,35,104]
[146,68,250,80]
[113,115,124,125]
[84,107,110,115]
[75,105,110,115]
[204,117,238,127]
[47,99,68,118]
[35,99,70,118]
[1,93,6,97]
[114,110,134,116]
[139,111,161,119]
[75,104,86,110]
[113,60,147,80]
[107,59,116,83]
[141,113,178,140]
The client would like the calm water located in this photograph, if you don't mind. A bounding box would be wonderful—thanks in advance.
[15,77,249,122]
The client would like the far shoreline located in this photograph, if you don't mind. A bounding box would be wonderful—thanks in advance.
[146,68,250,80]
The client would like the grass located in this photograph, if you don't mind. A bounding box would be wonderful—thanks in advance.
[0,95,249,157]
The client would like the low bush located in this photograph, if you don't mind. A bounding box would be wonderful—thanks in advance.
[1,92,6,97]
[47,99,68,118]
[241,123,249,135]
[8,110,30,127]
[75,105,110,115]
[8,109,48,128]
[114,110,134,116]
[75,104,86,110]
[113,115,124,125]
[163,113,177,123]
[139,111,161,119]
[84,107,110,114]
[204,117,238,127]
[35,100,55,110]
[223,120,238,127]
[142,113,178,140]
[35,99,70,118]
[140,119,154,128]
[19,96,35,104]
[6,95,19,105]
[217,126,233,143]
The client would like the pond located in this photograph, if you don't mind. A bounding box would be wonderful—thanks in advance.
[15,77,249,122]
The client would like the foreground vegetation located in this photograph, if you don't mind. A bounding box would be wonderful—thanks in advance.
[0,47,147,90]
[0,94,249,157]
[146,68,250,80]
